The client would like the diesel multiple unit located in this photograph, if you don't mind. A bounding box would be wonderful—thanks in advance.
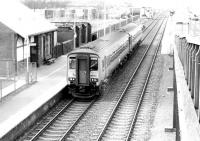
[66,23,143,98]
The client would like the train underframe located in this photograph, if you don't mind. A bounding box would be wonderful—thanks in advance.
[67,84,100,99]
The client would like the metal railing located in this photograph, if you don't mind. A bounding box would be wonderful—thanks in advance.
[175,34,200,117]
[0,60,37,101]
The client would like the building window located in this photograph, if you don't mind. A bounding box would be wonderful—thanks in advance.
[16,36,30,62]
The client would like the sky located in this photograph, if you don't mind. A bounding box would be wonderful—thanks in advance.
[66,0,200,10]
[15,0,200,12]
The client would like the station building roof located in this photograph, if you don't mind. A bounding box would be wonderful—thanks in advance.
[0,0,57,38]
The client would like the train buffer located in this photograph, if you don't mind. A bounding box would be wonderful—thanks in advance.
[45,58,56,65]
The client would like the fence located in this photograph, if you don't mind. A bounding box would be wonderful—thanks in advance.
[92,15,140,38]
[175,34,200,111]
[53,40,73,58]
[0,60,37,101]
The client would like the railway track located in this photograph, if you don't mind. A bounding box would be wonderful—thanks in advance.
[61,16,167,140]
[96,17,167,141]
[18,14,167,141]
[129,17,168,141]
[18,99,96,141]
[142,13,163,36]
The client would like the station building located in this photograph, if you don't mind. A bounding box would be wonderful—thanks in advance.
[0,0,57,72]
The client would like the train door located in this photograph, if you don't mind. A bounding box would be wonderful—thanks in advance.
[76,55,89,85]
[30,36,38,66]
[41,36,45,62]
[128,36,132,51]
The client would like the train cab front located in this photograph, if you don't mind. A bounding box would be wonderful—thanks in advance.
[67,53,100,99]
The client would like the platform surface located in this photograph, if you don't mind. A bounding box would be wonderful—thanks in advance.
[149,15,175,141]
[172,12,200,141]
[0,55,68,139]
[150,14,200,141]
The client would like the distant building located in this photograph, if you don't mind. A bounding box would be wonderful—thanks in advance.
[0,0,57,68]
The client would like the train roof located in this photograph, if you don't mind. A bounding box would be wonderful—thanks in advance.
[68,23,142,57]
[120,23,143,36]
[67,47,99,56]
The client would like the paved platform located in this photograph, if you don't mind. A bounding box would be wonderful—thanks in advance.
[0,55,68,141]
[150,14,200,141]
[172,13,200,141]
[149,15,175,141]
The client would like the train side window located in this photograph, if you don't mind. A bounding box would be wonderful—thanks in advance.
[90,58,98,71]
[69,57,76,69]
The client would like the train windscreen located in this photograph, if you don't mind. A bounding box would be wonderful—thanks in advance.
[90,57,98,71]
[69,57,76,69]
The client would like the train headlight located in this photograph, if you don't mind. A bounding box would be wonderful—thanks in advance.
[68,77,76,81]
[91,78,98,82]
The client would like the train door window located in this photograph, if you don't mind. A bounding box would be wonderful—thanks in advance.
[102,58,105,71]
[69,57,76,69]
[90,57,98,71]
[78,59,87,84]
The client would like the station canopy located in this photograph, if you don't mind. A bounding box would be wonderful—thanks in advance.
[0,0,57,38]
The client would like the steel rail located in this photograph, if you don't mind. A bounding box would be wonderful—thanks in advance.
[97,17,165,141]
[125,17,168,141]
[142,13,161,33]
[141,18,160,42]
[30,98,97,141]
[30,99,75,141]
[59,98,97,141]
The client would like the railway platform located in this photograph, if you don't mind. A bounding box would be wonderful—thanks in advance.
[150,14,200,141]
[0,55,68,141]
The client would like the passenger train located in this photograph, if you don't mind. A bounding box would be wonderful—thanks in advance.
[66,23,143,98]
